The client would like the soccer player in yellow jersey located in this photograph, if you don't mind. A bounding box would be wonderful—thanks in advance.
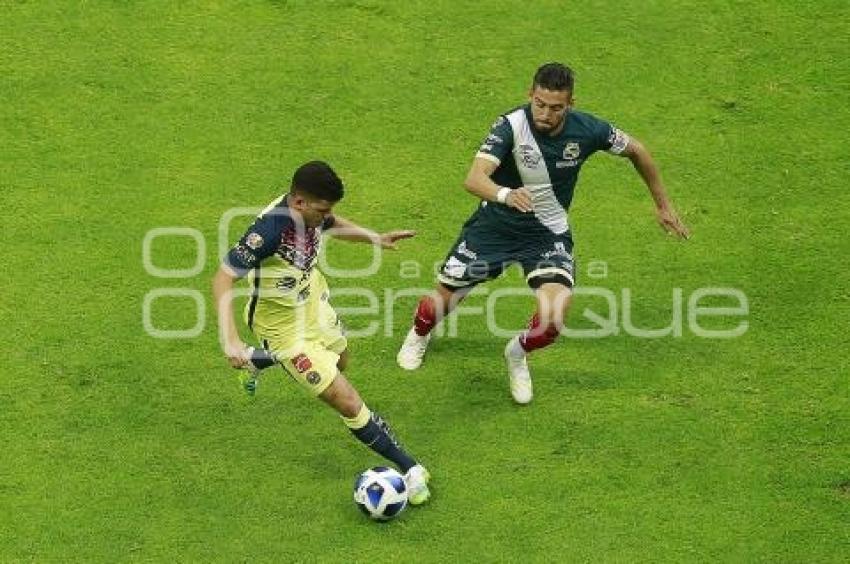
[212,161,430,504]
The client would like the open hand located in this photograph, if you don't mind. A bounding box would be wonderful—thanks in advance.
[379,230,416,250]
[656,206,690,239]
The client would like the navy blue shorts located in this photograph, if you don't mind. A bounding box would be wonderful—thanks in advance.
[437,215,575,290]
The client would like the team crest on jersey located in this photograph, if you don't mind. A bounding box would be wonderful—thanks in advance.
[291,354,312,373]
[563,142,581,159]
[245,232,264,250]
[518,144,542,168]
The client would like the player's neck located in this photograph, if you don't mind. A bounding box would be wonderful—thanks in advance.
[548,117,567,137]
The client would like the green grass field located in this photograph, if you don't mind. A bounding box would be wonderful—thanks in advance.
[2,1,848,561]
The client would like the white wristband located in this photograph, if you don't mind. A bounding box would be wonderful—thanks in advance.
[496,187,510,204]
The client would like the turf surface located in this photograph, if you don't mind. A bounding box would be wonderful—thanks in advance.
[2,1,848,561]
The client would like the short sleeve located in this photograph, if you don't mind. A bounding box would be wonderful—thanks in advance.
[223,215,283,277]
[475,115,514,165]
[591,117,631,155]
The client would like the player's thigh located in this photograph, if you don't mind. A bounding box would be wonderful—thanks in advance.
[313,295,347,355]
[318,371,363,418]
[437,222,511,290]
[521,233,576,291]
[534,282,573,325]
[271,340,341,397]
[304,274,348,354]
[430,282,475,317]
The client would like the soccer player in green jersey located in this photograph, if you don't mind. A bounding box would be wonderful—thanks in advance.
[213,161,431,504]
[397,62,690,404]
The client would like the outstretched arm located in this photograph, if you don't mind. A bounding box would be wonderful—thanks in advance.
[328,215,416,250]
[620,138,690,239]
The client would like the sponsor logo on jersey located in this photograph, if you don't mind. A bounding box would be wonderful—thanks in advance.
[517,144,542,168]
[245,232,264,249]
[276,276,297,292]
[563,142,581,159]
[480,144,494,152]
[292,354,312,373]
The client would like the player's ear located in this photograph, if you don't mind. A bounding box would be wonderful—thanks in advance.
[288,191,305,209]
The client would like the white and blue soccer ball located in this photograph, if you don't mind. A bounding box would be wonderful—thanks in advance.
[353,466,408,521]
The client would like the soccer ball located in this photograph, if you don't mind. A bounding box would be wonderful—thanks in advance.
[353,466,408,521]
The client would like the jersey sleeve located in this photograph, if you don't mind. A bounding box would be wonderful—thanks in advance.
[475,115,514,165]
[223,215,283,277]
[590,116,631,155]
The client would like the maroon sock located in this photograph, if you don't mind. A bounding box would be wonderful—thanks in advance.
[519,313,560,352]
[413,296,437,336]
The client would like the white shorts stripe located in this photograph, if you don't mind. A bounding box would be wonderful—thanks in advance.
[437,274,476,288]
[525,267,574,285]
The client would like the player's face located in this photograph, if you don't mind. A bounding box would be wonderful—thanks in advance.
[529,87,572,135]
[291,195,336,228]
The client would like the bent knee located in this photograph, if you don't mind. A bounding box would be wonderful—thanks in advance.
[336,349,350,372]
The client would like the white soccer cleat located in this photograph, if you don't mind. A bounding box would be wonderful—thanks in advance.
[404,464,431,505]
[397,327,431,371]
[504,336,533,404]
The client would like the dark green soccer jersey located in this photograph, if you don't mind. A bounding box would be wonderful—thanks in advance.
[473,105,630,236]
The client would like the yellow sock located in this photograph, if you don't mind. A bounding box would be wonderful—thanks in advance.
[342,403,370,430]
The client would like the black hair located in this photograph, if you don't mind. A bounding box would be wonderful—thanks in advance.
[532,62,575,93]
[290,160,345,202]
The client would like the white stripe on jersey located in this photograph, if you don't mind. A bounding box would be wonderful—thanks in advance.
[506,109,569,235]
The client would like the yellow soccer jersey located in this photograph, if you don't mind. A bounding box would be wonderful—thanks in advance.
[224,195,335,339]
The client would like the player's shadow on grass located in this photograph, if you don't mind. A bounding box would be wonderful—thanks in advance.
[427,336,620,401]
